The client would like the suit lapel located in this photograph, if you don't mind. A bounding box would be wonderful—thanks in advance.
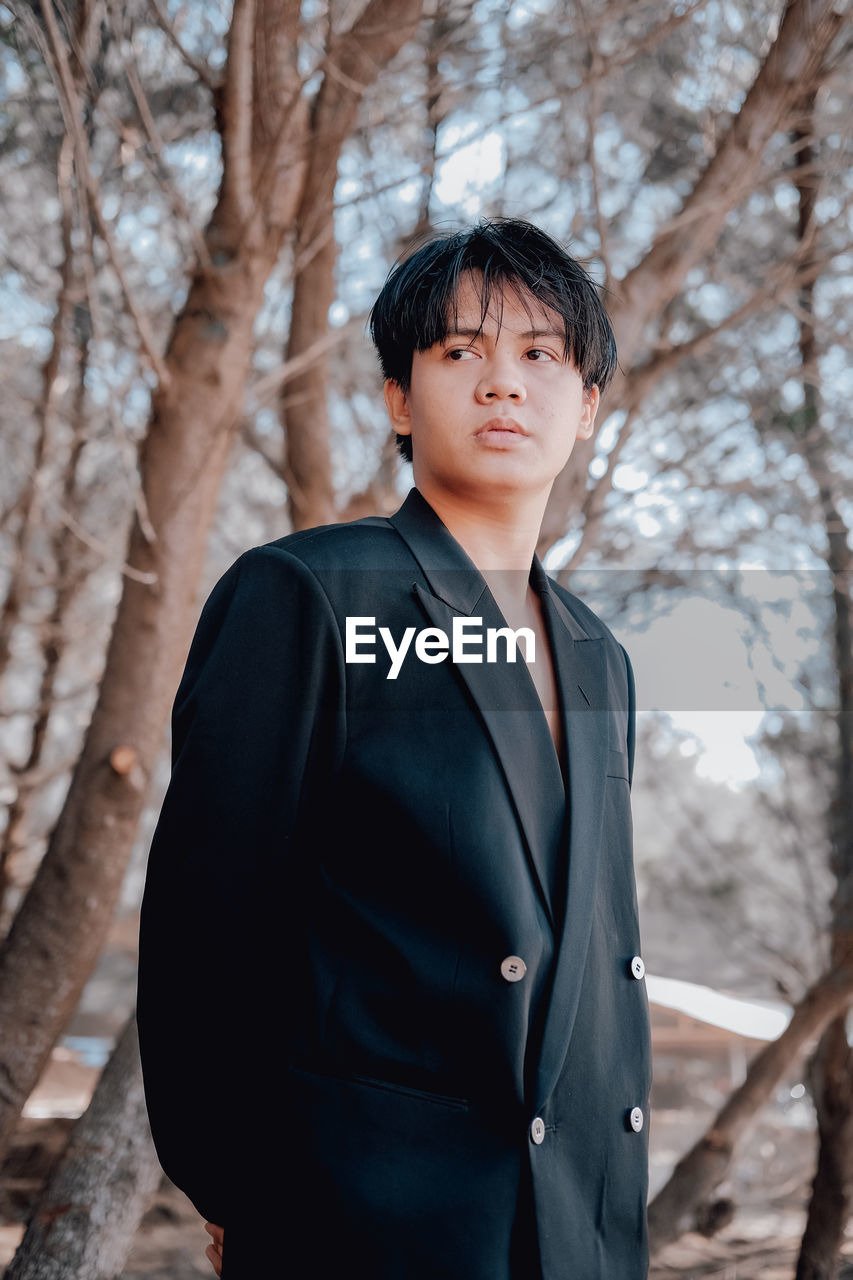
[389,490,565,928]
[532,579,609,1112]
[390,488,611,1103]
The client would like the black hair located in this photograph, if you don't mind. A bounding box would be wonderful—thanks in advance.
[368,217,618,463]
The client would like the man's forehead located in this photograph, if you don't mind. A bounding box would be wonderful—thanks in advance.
[445,274,563,337]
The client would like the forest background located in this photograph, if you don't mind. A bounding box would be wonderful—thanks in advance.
[0,0,852,1276]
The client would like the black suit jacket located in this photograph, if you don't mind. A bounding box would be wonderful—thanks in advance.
[137,488,650,1280]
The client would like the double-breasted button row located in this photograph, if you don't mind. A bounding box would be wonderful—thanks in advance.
[531,1109,643,1143]
[500,955,527,983]
[504,954,643,982]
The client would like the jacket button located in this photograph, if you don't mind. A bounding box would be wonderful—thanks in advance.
[530,1117,546,1144]
[628,1106,644,1133]
[629,955,645,980]
[500,955,527,983]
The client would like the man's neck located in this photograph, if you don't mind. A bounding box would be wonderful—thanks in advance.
[415,482,548,612]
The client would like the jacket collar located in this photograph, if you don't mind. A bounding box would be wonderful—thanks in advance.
[389,487,593,641]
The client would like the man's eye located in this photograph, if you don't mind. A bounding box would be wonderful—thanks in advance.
[447,348,476,360]
[526,348,555,361]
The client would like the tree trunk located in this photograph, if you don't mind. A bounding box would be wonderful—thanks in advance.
[0,0,425,1170]
[539,0,843,553]
[793,80,853,1278]
[281,0,424,531]
[5,1017,161,1280]
[0,0,309,1164]
[282,224,339,529]
[0,231,277,1171]
[648,968,853,1256]
[796,1014,853,1280]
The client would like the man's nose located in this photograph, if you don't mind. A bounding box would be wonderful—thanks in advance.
[475,358,526,402]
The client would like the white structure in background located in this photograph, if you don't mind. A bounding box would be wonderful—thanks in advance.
[647,974,792,1089]
[647,975,791,1041]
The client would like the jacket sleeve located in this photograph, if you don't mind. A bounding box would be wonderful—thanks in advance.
[136,545,345,1223]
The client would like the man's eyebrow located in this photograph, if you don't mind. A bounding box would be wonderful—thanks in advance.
[520,328,566,341]
[442,326,566,341]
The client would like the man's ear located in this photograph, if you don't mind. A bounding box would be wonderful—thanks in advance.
[578,384,600,440]
[383,380,412,439]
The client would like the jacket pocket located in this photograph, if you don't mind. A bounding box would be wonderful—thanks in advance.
[288,1063,469,1112]
[606,747,630,780]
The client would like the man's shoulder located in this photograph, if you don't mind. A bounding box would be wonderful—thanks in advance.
[192,512,417,656]
[210,511,422,619]
[254,512,414,574]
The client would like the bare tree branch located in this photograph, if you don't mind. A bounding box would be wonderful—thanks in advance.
[38,0,171,390]
[146,0,222,92]
[222,0,257,228]
[104,0,213,273]
[249,313,364,402]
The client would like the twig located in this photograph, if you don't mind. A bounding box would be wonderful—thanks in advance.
[247,312,365,403]
[146,0,221,92]
[37,0,171,391]
[34,472,158,585]
[103,0,213,272]
[573,1,612,289]
[21,3,159,544]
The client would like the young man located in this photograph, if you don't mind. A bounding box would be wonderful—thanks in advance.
[137,218,651,1280]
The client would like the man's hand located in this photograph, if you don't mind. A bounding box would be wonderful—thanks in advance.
[204,1222,224,1277]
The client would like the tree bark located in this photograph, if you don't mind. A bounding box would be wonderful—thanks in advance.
[647,968,853,1256]
[282,226,339,529]
[281,0,424,531]
[796,1015,853,1280]
[5,1017,161,1280]
[539,0,844,553]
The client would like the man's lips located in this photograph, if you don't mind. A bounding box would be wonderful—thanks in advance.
[475,418,529,437]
